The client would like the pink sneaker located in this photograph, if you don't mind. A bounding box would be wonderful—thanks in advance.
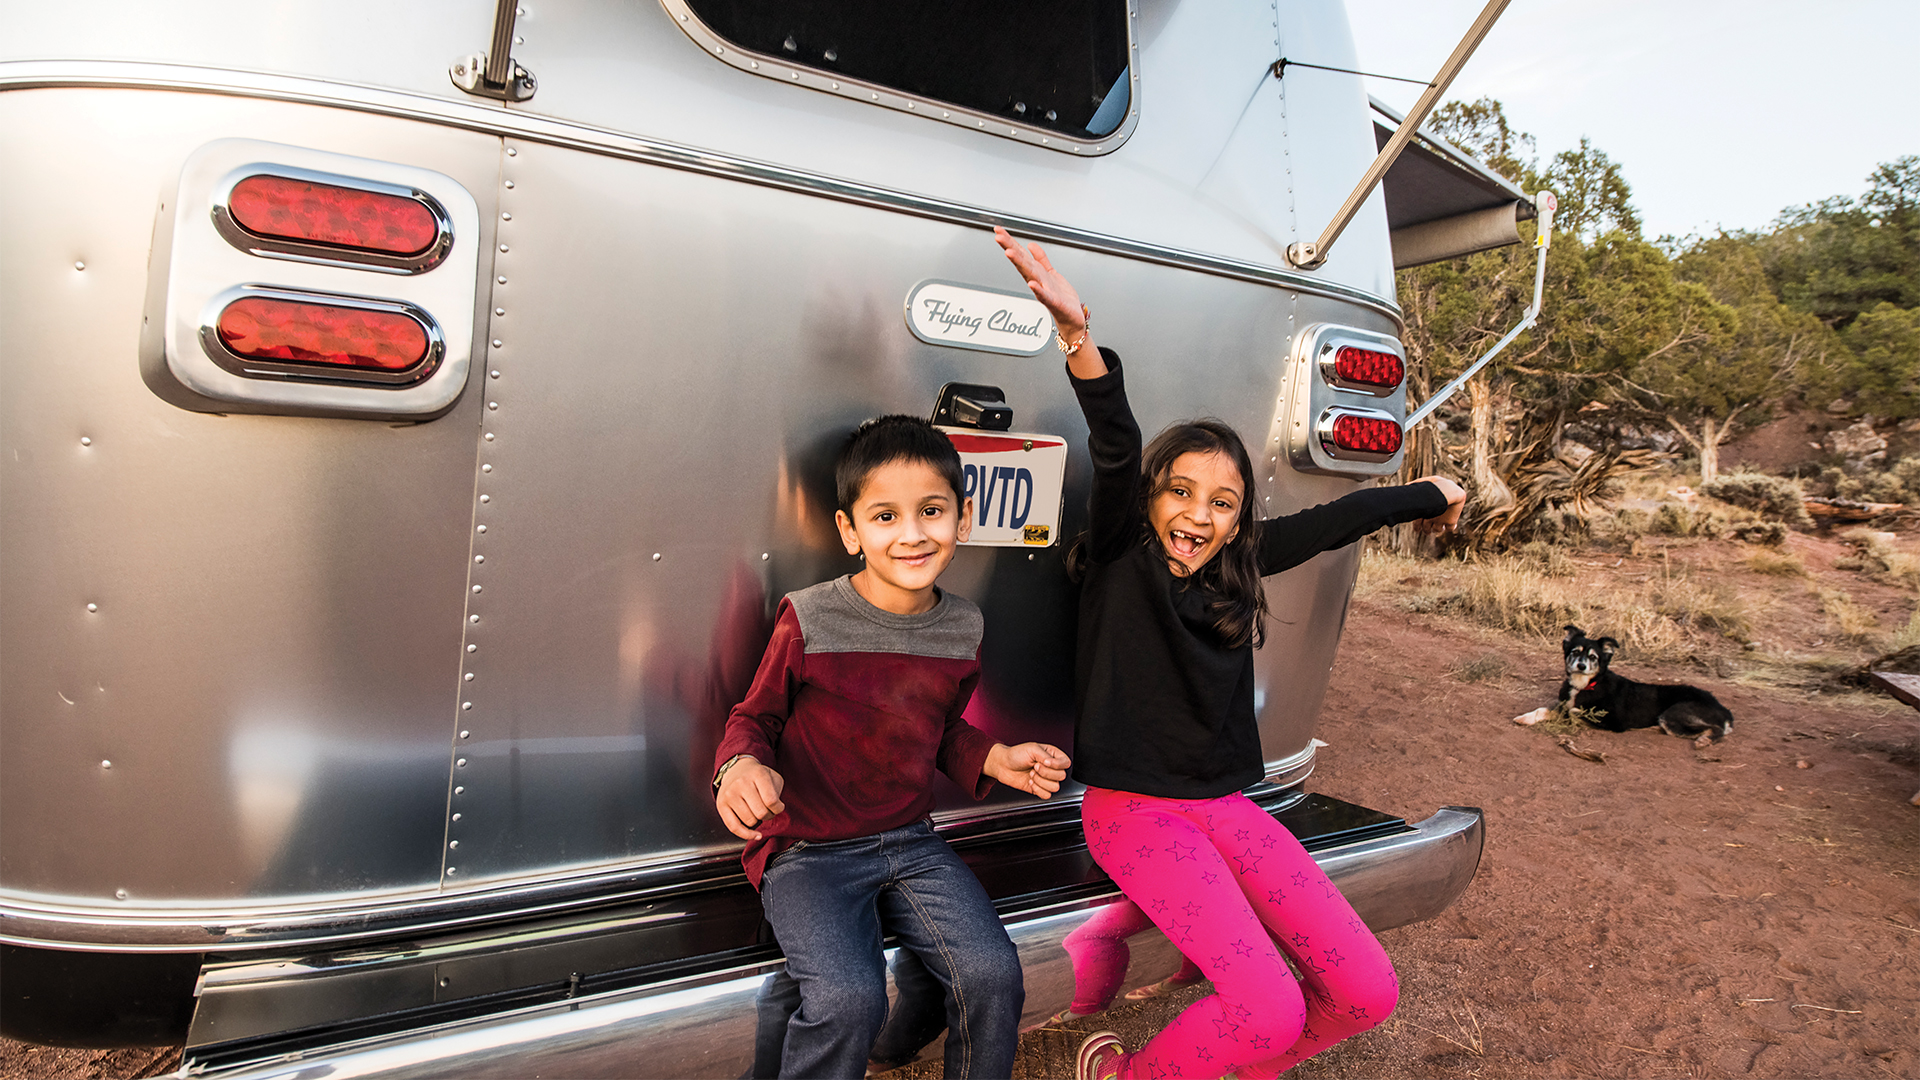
[1075,1030,1128,1080]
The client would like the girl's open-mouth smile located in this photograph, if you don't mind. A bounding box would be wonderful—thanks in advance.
[1167,529,1209,560]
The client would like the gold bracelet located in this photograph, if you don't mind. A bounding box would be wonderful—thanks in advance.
[1055,304,1091,355]
[713,754,747,793]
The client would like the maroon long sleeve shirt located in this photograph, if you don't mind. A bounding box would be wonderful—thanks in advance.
[714,576,997,887]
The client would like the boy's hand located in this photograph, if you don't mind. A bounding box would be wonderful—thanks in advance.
[985,742,1072,800]
[1410,475,1466,535]
[715,756,786,841]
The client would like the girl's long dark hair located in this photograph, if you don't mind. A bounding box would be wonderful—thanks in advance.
[1069,418,1271,649]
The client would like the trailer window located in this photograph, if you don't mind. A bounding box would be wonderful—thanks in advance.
[678,0,1134,145]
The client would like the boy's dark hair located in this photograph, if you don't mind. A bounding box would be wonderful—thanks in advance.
[836,415,967,513]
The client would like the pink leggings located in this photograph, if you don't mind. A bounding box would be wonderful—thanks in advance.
[1063,901,1203,1013]
[1081,787,1398,1080]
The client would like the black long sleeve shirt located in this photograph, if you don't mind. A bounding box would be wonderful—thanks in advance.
[1069,350,1449,798]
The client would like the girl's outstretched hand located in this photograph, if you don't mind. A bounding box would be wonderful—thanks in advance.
[985,741,1072,800]
[993,227,1084,331]
[993,227,1105,375]
[1411,475,1466,534]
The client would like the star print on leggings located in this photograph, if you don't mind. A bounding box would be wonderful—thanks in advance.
[1348,1004,1370,1020]
[1267,886,1286,905]
[1167,920,1194,944]
[1291,931,1311,949]
[1136,844,1155,859]
[1183,901,1202,917]
[1211,954,1230,970]
[1302,1024,1320,1042]
[1347,916,1365,934]
[1322,947,1345,967]
[1231,851,1263,875]
[1168,841,1197,862]
[1211,1015,1242,1041]
[1260,834,1278,849]
[1150,898,1169,914]
[1249,1034,1271,1051]
[1232,938,1257,957]
[1291,871,1310,888]
[1199,870,1219,885]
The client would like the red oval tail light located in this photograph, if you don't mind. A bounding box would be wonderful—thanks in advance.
[1332,345,1405,390]
[1325,412,1404,458]
[207,292,441,385]
[228,175,439,256]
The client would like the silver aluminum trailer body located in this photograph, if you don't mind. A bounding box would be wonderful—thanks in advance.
[0,1,1511,1072]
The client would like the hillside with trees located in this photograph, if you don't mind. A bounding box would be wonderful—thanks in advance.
[1394,99,1917,549]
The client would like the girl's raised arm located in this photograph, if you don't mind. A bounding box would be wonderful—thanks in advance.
[993,227,1107,379]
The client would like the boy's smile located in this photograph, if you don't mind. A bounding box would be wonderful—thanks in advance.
[1150,450,1244,576]
[836,459,972,614]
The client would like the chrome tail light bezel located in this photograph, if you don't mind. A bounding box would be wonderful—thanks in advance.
[198,284,446,387]
[210,164,456,275]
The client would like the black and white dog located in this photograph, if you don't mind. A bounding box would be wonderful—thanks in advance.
[1557,624,1734,745]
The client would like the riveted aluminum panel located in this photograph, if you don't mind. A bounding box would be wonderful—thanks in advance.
[5,1,1402,312]
[439,137,1396,885]
[0,88,497,913]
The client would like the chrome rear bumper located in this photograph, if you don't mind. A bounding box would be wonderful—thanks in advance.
[192,807,1482,1080]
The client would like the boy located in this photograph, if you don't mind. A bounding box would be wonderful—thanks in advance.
[714,414,1070,1080]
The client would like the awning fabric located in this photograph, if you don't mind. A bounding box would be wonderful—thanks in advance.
[1373,96,1535,268]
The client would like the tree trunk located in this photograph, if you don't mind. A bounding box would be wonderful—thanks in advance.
[1468,377,1514,510]
[1698,416,1721,485]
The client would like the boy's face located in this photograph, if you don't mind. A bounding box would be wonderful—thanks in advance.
[835,459,972,614]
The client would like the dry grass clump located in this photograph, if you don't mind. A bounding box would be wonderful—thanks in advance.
[1890,609,1920,652]
[1815,586,1880,642]
[1838,528,1920,590]
[1447,654,1510,683]
[1649,576,1755,641]
[1354,550,1707,660]
[1745,549,1807,576]
[1651,502,1731,539]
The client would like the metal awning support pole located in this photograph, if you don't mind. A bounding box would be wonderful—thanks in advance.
[450,0,537,102]
[1284,0,1511,269]
[1403,191,1556,430]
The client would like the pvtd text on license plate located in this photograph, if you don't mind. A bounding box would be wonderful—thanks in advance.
[939,429,1068,547]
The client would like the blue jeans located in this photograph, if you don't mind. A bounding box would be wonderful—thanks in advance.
[758,819,1023,1079]
[748,952,947,1078]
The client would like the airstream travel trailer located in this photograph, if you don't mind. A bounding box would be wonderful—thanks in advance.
[1,1,1537,1075]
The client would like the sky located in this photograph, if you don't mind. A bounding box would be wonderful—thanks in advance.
[1345,0,1919,241]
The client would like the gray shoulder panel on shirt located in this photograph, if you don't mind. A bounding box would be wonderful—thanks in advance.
[786,577,981,660]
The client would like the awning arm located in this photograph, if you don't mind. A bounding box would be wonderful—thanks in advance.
[1403,190,1557,430]
[1285,0,1511,270]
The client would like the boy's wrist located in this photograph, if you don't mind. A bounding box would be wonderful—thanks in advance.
[713,754,756,793]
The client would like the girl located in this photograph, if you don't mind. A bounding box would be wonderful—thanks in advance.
[994,228,1464,1080]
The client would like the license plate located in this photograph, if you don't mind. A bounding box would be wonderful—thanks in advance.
[940,429,1068,547]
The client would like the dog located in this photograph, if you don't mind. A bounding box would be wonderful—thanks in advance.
[1549,624,1733,746]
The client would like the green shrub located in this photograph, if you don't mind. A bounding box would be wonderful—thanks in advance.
[1652,502,1729,538]
[1728,521,1789,546]
[1702,472,1813,527]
